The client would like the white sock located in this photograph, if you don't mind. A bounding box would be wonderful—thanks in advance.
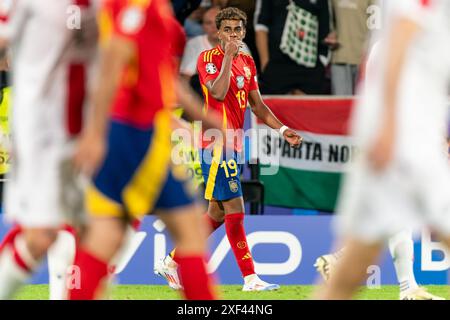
[0,235,37,299]
[47,229,76,300]
[388,230,419,292]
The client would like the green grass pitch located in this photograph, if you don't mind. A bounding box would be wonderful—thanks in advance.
[13,285,450,300]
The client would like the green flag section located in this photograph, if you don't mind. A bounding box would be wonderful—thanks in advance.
[253,97,355,212]
[260,167,341,212]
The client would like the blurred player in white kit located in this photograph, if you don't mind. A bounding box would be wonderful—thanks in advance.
[315,40,444,300]
[0,0,98,299]
[316,0,450,299]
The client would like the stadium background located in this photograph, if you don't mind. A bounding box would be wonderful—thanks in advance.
[1,96,449,287]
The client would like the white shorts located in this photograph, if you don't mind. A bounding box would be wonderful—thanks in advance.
[336,156,450,243]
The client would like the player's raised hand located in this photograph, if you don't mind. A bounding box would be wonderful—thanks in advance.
[283,129,302,148]
[224,40,241,58]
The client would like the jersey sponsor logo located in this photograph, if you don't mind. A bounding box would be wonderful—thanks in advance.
[236,76,245,89]
[243,66,251,80]
[229,179,239,193]
[205,62,217,74]
[119,6,145,34]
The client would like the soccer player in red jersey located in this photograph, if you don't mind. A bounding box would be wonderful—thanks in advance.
[68,0,221,300]
[157,7,302,291]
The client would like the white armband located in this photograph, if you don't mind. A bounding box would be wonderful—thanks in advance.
[279,125,288,135]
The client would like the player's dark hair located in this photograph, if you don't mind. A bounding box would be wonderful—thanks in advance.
[215,7,247,30]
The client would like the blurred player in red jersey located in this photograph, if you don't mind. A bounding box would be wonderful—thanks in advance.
[0,0,97,299]
[156,7,302,292]
[68,0,221,300]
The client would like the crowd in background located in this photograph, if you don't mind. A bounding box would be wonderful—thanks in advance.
[174,0,376,96]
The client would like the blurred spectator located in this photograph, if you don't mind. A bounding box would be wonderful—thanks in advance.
[172,0,202,24]
[327,0,375,95]
[255,0,331,95]
[0,57,8,90]
[180,6,220,93]
[172,0,203,38]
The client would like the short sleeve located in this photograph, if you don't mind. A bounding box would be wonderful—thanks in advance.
[197,51,220,85]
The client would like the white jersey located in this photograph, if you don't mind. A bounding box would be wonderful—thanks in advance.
[354,0,450,165]
[1,0,98,142]
[337,0,450,241]
[0,0,98,227]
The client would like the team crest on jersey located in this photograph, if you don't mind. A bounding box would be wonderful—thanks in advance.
[243,66,251,80]
[120,6,145,34]
[236,76,245,89]
[206,63,217,74]
[229,179,239,193]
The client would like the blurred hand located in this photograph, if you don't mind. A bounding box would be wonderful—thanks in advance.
[73,128,106,177]
[283,129,302,148]
[324,31,339,50]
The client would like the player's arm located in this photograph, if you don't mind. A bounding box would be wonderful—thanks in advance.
[205,40,241,101]
[248,89,302,148]
[368,17,421,171]
[73,35,135,176]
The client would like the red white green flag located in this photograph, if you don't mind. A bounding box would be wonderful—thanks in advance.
[252,97,356,212]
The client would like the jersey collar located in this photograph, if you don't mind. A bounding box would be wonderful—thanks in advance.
[217,45,225,55]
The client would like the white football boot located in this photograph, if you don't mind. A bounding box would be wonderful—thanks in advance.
[154,256,183,290]
[242,274,280,291]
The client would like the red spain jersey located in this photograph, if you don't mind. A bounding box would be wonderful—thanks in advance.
[99,0,184,128]
[197,46,259,150]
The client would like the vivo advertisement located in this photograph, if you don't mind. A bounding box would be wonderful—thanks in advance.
[0,216,448,285]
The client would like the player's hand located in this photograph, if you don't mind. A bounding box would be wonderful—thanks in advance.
[283,129,302,148]
[368,124,395,172]
[224,40,241,58]
[73,127,106,177]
